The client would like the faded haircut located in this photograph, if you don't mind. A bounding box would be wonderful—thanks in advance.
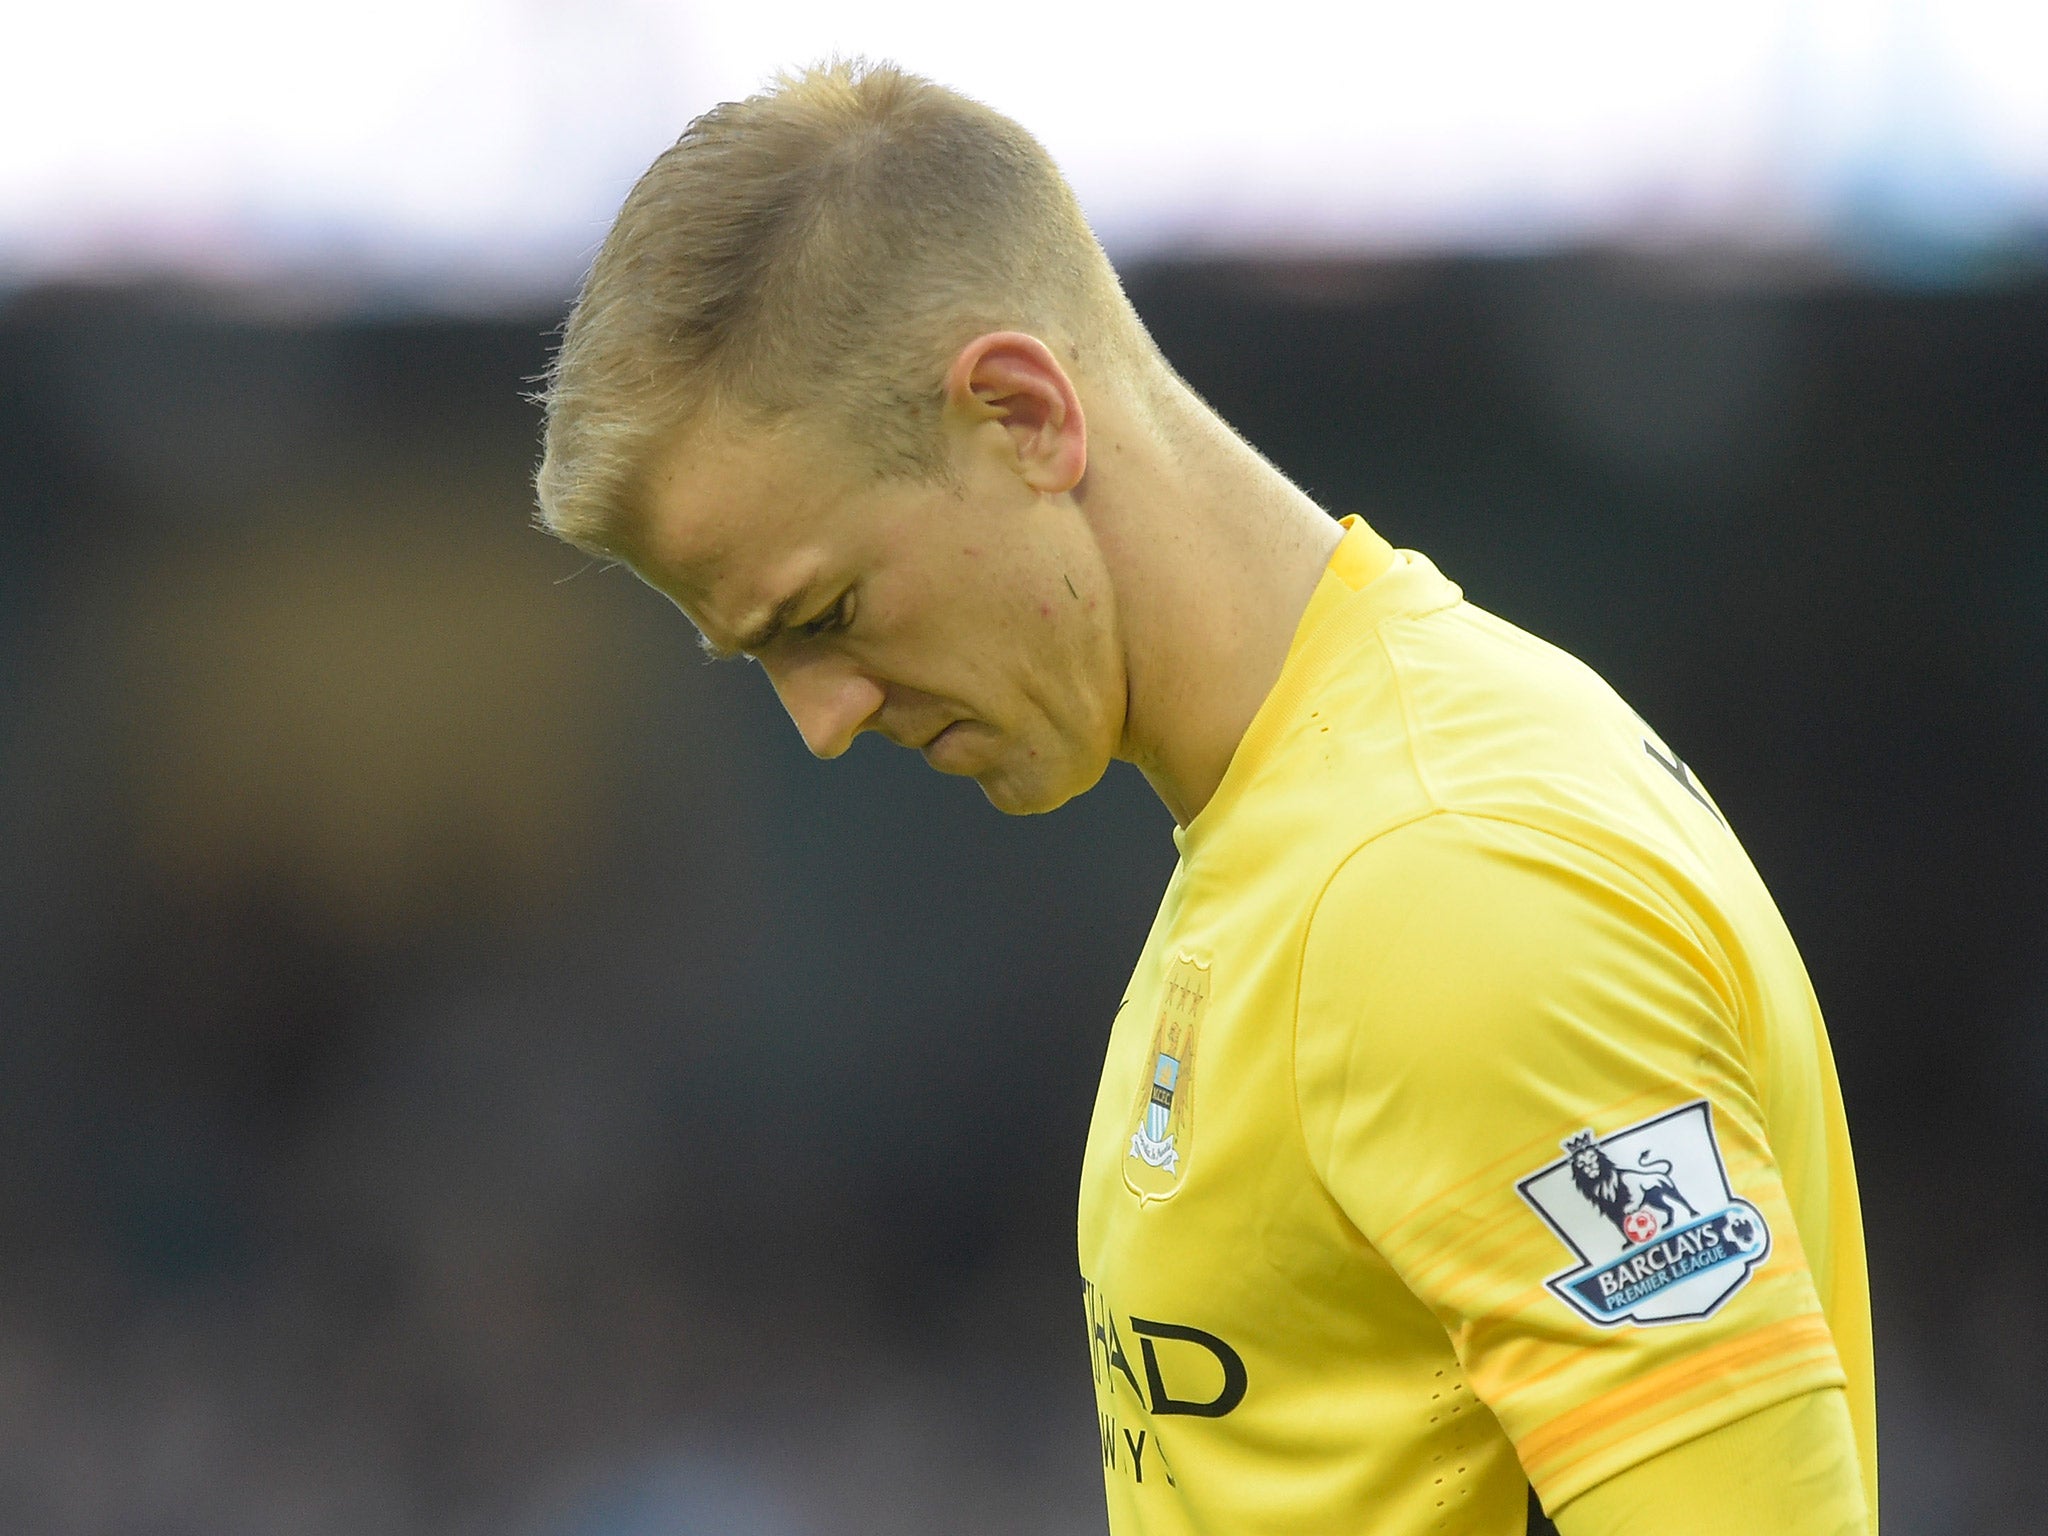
[534,58,1151,555]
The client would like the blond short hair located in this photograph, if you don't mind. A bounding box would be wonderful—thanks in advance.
[534,59,1148,554]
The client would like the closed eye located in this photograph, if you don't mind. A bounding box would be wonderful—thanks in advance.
[801,589,855,639]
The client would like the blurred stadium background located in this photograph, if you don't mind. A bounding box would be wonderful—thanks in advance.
[1,3,2044,1532]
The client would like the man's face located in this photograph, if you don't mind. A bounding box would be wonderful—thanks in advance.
[628,412,1126,815]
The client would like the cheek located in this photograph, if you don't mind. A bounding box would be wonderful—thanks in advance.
[1066,587,1124,720]
[1025,612,1123,764]
[910,519,1116,731]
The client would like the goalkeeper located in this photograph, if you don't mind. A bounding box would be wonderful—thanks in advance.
[534,60,1875,1536]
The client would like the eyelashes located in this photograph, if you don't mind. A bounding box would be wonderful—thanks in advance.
[802,589,855,639]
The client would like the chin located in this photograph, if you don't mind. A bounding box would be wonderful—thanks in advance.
[975,747,1110,817]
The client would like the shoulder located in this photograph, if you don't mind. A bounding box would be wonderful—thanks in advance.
[1298,811,1736,1078]
[1306,810,1698,971]
[1289,811,1756,1219]
[1375,600,1657,816]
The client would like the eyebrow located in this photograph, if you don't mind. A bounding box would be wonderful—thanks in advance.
[699,589,807,662]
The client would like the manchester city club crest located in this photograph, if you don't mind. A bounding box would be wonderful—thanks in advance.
[1122,953,1211,1201]
[1516,1101,1771,1328]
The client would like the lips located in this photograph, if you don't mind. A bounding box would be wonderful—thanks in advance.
[919,720,976,768]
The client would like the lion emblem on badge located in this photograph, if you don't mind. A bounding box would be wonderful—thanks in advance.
[1563,1129,1699,1244]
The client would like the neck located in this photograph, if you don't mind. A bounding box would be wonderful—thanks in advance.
[1090,374,1343,826]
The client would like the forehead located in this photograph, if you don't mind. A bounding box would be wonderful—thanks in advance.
[630,420,861,642]
[638,423,815,589]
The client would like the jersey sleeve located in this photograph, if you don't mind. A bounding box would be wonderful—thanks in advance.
[1553,1388,1869,1535]
[1293,810,1849,1510]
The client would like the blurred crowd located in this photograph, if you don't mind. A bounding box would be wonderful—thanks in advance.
[0,259,2042,1532]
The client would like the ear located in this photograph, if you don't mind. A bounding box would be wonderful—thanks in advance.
[942,331,1087,495]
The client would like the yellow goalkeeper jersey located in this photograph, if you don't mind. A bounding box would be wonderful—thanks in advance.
[1077,517,1875,1533]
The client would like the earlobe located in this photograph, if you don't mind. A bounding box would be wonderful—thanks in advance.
[944,330,1088,496]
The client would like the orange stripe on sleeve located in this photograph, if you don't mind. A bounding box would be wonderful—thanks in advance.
[1517,1313,1844,1508]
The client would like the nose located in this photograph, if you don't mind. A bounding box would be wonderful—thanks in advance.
[763,653,886,759]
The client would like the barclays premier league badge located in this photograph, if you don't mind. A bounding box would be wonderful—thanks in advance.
[1517,1102,1771,1328]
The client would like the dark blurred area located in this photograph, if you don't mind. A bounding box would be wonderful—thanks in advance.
[0,259,2042,1534]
